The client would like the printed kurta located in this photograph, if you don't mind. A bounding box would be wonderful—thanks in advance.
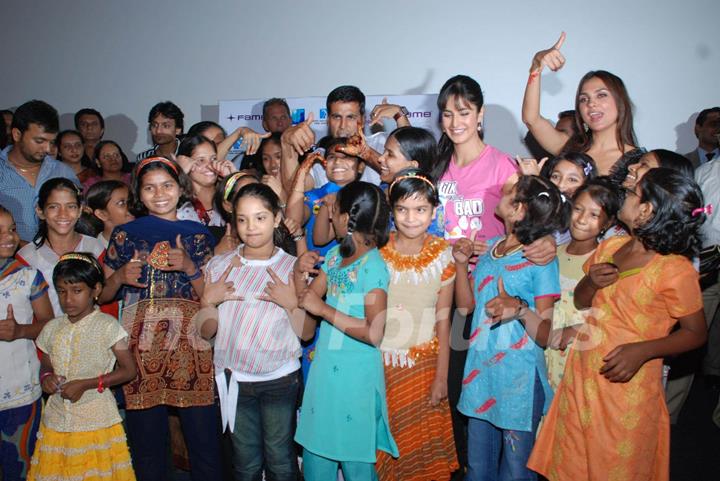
[528,237,703,481]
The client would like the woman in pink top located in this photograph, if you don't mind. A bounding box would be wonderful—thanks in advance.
[434,75,556,475]
[435,75,519,243]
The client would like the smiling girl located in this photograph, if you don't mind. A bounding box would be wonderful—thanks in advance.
[545,178,620,390]
[176,134,226,229]
[18,178,105,316]
[102,156,220,481]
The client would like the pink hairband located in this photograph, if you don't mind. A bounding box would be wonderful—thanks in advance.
[692,204,713,217]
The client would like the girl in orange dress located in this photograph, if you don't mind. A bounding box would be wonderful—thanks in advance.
[528,168,709,481]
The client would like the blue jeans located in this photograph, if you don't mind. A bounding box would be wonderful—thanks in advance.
[230,370,300,481]
[466,373,544,481]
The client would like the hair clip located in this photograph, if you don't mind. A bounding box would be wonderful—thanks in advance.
[583,163,593,176]
[560,193,567,203]
[537,192,550,199]
[137,156,178,174]
[388,173,435,195]
[692,204,713,217]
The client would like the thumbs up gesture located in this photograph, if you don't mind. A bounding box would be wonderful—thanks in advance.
[0,305,19,341]
[484,277,526,324]
[530,31,566,74]
[120,250,149,288]
[282,112,316,156]
[161,234,196,276]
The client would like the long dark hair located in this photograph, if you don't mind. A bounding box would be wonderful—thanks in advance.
[435,75,484,181]
[336,181,390,257]
[232,183,296,255]
[564,70,637,156]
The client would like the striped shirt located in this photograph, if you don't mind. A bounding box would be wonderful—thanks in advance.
[135,138,180,162]
[207,247,301,376]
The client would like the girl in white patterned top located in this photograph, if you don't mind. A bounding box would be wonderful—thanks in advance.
[28,253,136,481]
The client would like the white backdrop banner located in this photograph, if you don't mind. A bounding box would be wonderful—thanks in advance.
[219,94,440,156]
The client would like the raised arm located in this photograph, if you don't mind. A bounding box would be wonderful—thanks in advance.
[312,195,337,247]
[521,32,571,156]
[285,152,323,228]
[217,126,270,161]
[281,114,316,192]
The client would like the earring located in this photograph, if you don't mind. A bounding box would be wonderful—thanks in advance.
[583,122,589,132]
[477,121,483,131]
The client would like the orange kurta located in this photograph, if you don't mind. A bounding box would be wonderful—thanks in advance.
[528,237,703,481]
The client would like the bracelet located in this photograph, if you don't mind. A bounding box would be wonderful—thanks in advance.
[97,374,105,393]
[514,296,529,318]
[293,234,305,242]
[40,371,53,382]
[187,268,202,281]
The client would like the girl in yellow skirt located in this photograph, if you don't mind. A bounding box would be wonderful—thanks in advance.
[28,253,137,481]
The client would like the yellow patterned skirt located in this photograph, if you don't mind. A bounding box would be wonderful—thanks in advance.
[28,422,135,481]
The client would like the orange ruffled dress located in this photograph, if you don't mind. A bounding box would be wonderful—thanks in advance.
[528,237,703,481]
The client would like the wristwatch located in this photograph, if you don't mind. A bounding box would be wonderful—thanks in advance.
[393,106,410,122]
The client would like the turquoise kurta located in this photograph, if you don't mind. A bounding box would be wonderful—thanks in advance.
[295,246,399,463]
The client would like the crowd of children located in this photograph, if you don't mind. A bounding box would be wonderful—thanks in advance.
[0,34,714,481]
